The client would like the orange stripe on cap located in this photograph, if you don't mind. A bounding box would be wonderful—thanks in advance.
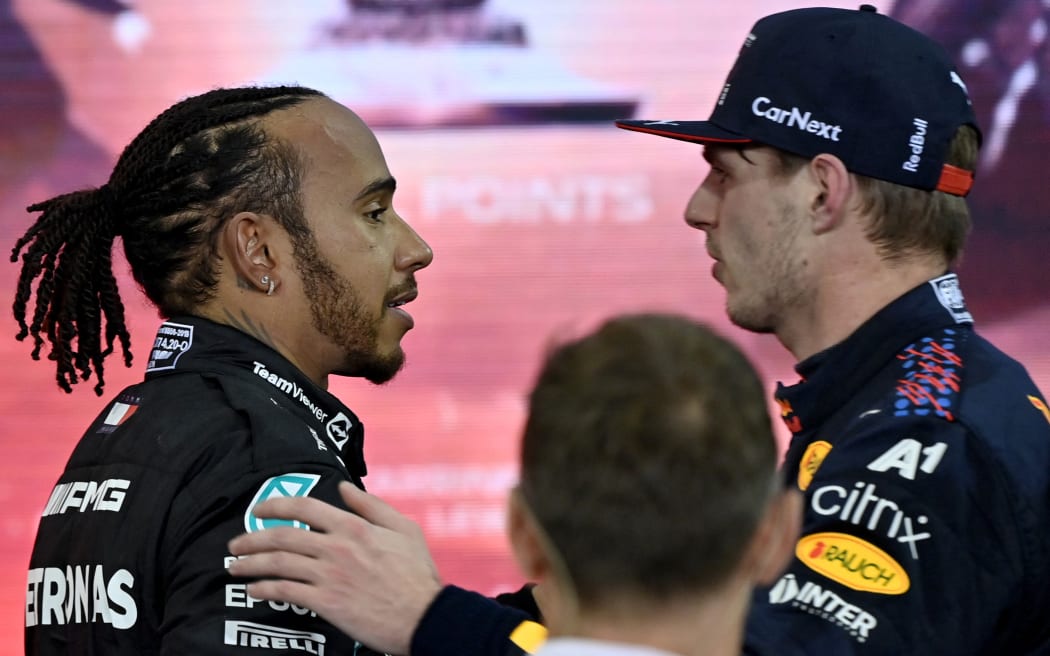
[509,620,548,654]
[936,164,974,196]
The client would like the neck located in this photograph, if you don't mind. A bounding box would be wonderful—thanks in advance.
[548,584,751,656]
[777,253,946,362]
[197,301,330,389]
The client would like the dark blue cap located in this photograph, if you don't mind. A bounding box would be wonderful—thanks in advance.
[616,5,981,196]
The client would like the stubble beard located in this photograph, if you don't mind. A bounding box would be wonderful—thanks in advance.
[292,230,405,384]
[725,203,807,336]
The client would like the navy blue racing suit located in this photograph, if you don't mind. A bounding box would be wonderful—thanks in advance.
[409,274,1050,655]
[742,273,1050,654]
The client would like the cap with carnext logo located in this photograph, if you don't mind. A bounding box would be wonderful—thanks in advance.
[615,4,981,196]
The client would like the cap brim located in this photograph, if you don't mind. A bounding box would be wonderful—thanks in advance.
[615,119,751,145]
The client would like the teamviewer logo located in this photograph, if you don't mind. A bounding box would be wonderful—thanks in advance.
[224,621,326,654]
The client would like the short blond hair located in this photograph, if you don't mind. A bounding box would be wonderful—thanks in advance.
[773,125,979,264]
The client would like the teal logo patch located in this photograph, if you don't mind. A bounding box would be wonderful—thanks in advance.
[244,473,321,533]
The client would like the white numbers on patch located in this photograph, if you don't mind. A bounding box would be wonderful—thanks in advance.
[867,439,947,480]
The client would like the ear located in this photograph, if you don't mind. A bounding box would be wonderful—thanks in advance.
[744,488,803,586]
[220,212,280,295]
[506,488,552,583]
[807,154,852,235]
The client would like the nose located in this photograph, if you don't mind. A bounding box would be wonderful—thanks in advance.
[396,217,434,272]
[683,178,716,232]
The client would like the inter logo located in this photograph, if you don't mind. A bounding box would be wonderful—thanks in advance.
[768,573,877,642]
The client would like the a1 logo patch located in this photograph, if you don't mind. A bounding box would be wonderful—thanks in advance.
[867,439,947,480]
[244,473,320,533]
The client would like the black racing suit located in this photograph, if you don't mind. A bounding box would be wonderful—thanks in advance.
[409,274,1050,655]
[25,316,378,654]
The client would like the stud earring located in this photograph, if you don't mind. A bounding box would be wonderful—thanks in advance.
[261,275,275,296]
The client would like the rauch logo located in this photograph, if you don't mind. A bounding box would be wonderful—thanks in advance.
[796,532,910,595]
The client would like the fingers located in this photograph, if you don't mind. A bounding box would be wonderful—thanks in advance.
[224,483,442,656]
[228,524,330,559]
[244,578,311,606]
[234,483,417,537]
[338,481,421,536]
[226,485,409,573]
[244,491,371,535]
[228,549,320,584]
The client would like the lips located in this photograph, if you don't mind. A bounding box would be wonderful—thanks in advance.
[386,287,418,329]
[386,287,417,309]
[706,247,724,283]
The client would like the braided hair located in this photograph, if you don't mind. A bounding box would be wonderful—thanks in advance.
[11,85,324,395]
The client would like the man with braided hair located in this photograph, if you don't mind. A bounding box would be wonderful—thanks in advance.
[13,85,437,654]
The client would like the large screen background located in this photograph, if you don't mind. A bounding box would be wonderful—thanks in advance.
[3,0,1049,650]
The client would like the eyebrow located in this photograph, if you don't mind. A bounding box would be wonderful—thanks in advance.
[354,176,397,201]
[702,145,755,166]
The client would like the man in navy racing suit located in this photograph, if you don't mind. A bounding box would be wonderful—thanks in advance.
[617,6,1050,652]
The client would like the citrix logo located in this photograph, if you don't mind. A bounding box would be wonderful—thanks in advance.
[810,481,931,559]
[751,97,843,141]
